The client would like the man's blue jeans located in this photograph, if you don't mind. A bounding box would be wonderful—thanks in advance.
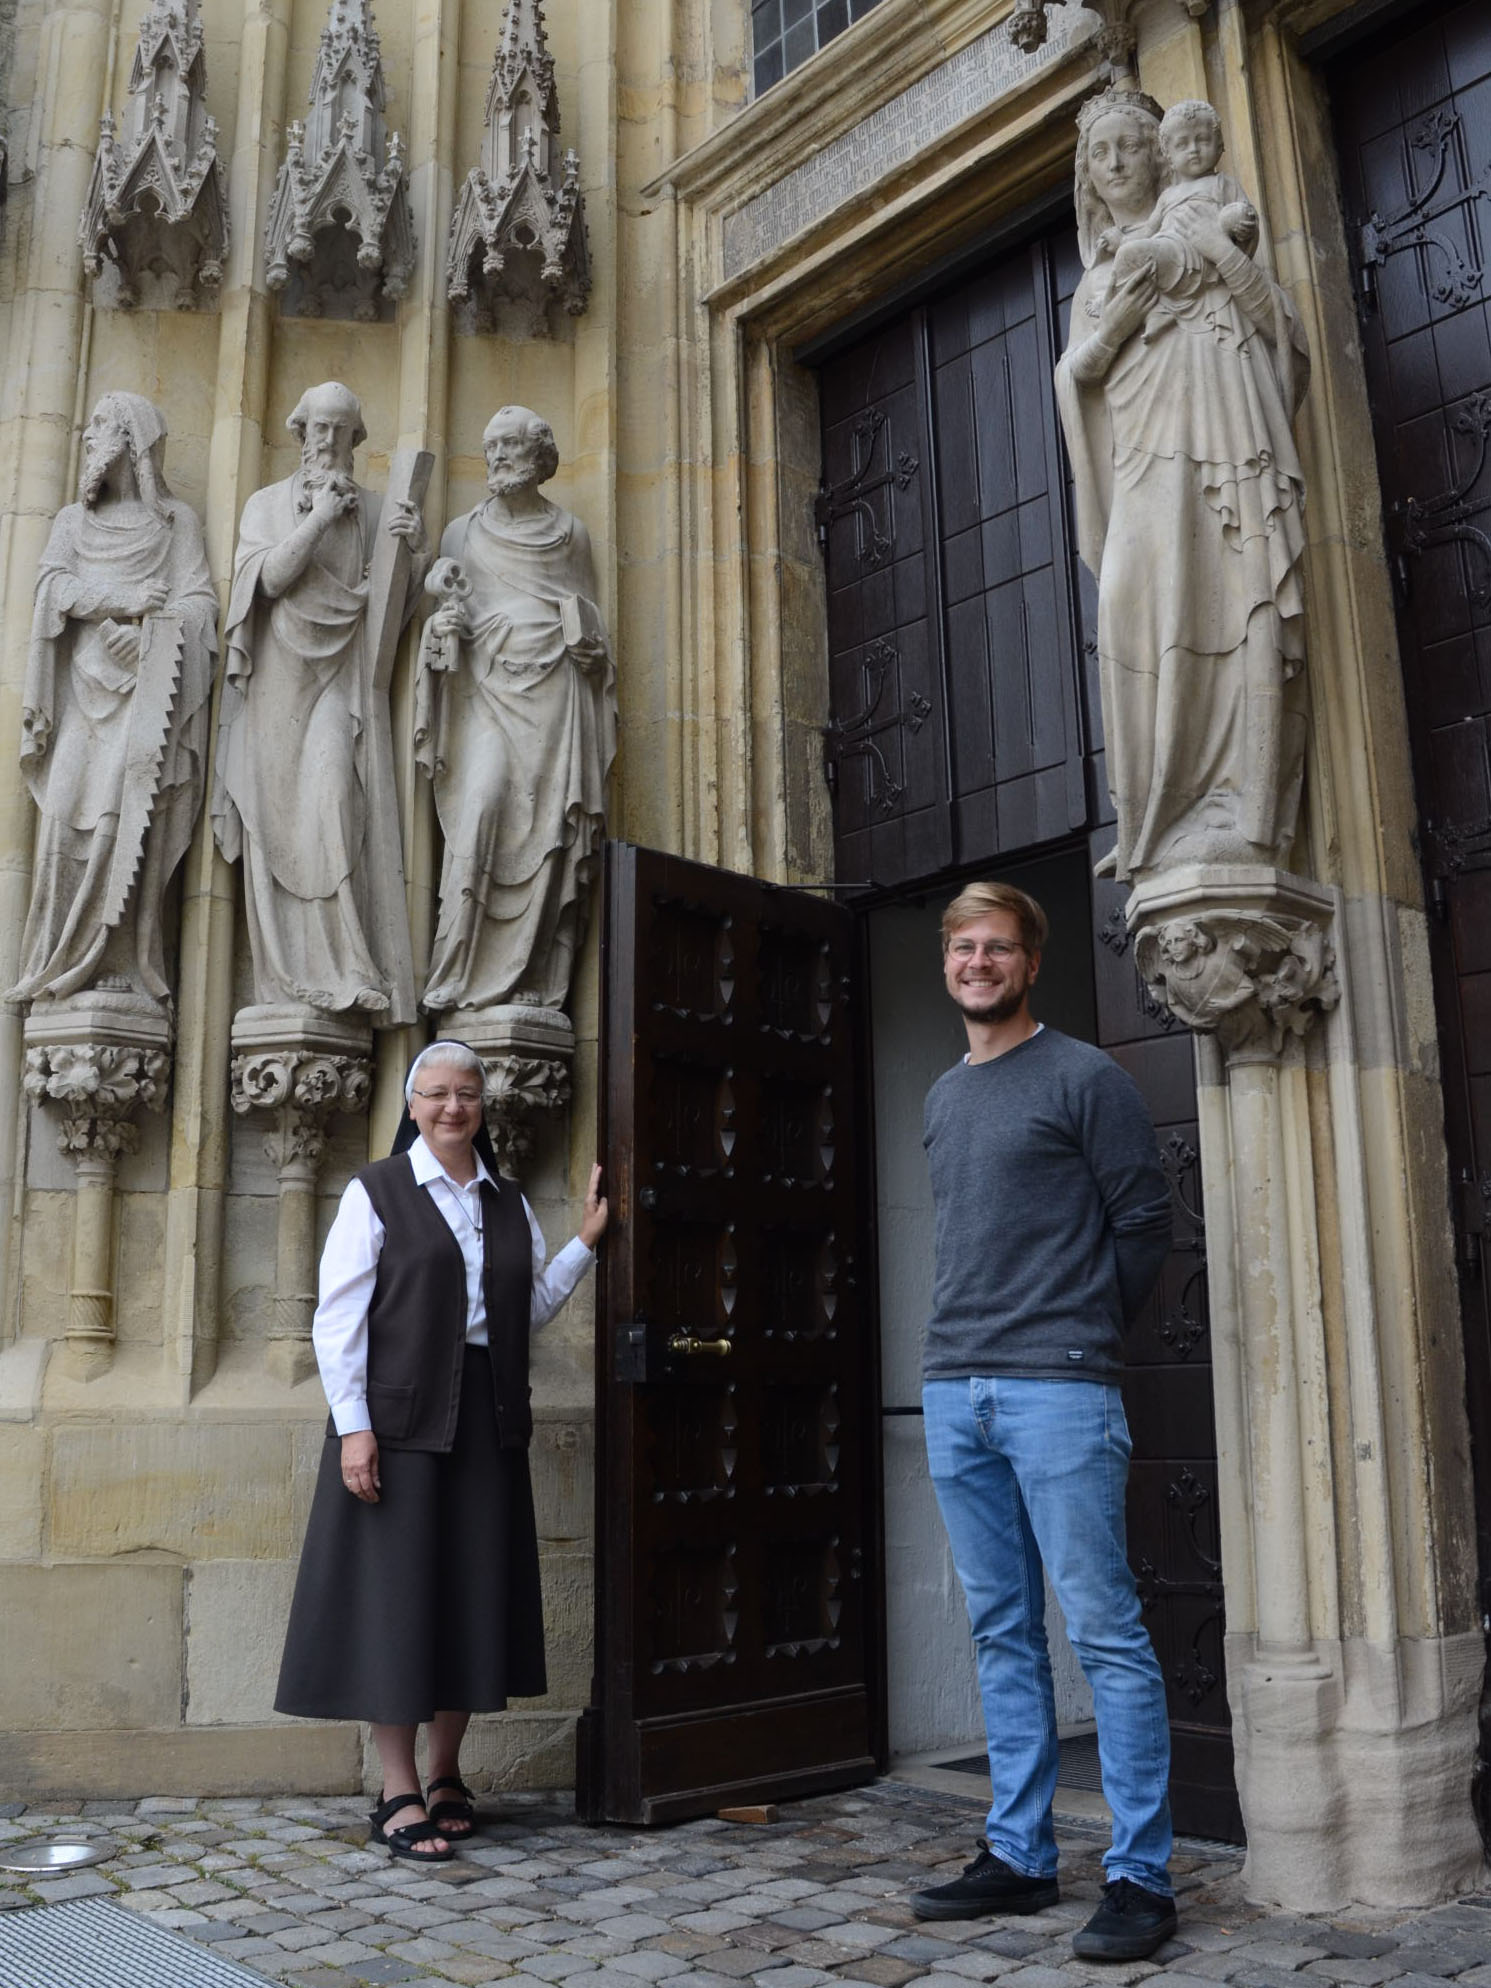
[922,1376,1173,1896]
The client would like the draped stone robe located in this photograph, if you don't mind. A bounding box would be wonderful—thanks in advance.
[12,496,217,1006]
[1055,227,1311,883]
[214,474,415,1021]
[416,498,616,1015]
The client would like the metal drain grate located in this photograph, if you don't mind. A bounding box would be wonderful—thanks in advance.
[943,1731,1105,1792]
[0,1895,274,1986]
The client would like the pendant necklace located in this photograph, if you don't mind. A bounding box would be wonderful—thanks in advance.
[444,1178,484,1242]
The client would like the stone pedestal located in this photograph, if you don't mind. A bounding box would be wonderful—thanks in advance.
[22,993,172,1381]
[1128,866,1341,1062]
[441,1002,573,1172]
[229,1006,372,1386]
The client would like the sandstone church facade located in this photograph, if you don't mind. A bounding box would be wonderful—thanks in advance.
[0,0,1487,1913]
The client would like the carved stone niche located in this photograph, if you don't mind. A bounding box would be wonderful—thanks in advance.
[23,993,171,1381]
[264,0,414,322]
[80,0,228,311]
[453,1003,574,1174]
[230,1006,372,1386]
[446,0,590,337]
[1127,867,1340,1065]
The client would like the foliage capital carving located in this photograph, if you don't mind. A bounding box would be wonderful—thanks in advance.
[481,1051,573,1172]
[230,1048,372,1173]
[1128,870,1340,1064]
[23,1041,170,1164]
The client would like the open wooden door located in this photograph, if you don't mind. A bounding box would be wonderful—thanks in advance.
[576,843,885,1825]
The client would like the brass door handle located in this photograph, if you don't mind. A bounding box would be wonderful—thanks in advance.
[666,1333,732,1358]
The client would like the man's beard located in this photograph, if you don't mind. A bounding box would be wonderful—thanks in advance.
[297,447,354,512]
[300,443,351,484]
[956,980,1028,1025]
[488,462,536,497]
[81,436,126,506]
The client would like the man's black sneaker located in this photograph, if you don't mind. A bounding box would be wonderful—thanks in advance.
[1071,1878,1178,1960]
[911,1844,1059,1920]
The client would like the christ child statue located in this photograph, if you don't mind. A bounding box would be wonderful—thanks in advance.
[1106,99,1261,322]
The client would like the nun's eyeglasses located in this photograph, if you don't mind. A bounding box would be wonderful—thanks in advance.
[412,1087,484,1107]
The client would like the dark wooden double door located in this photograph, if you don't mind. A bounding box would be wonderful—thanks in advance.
[1331,1,1491,1692]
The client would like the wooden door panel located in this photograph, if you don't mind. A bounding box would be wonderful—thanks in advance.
[820,319,950,888]
[578,844,882,1824]
[1090,836,1239,1842]
[817,234,1087,889]
[1332,0,1491,1630]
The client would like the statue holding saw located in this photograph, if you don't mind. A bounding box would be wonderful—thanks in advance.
[9,393,218,1016]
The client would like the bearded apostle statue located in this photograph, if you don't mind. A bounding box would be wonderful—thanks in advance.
[10,392,217,1014]
[213,381,425,1022]
[415,405,616,1020]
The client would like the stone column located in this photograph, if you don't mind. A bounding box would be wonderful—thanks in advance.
[229,1009,372,1387]
[451,1003,573,1174]
[1131,868,1340,1669]
[0,0,116,1340]
[1130,865,1484,1905]
[21,996,172,1381]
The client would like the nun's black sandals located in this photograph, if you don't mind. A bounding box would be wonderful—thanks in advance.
[368,1792,455,1861]
[426,1776,477,1837]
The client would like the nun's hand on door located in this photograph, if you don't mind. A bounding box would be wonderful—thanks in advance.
[580,1163,609,1249]
[341,1430,381,1503]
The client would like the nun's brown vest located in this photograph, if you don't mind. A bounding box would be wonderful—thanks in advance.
[351,1153,534,1452]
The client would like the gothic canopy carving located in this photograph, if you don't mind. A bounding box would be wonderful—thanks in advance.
[446,0,591,333]
[79,0,228,310]
[264,0,415,321]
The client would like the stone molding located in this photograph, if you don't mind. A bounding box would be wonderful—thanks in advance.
[1128,868,1341,1063]
[264,0,414,320]
[446,0,590,332]
[79,0,228,310]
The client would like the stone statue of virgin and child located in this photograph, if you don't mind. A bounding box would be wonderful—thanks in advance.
[1056,90,1312,888]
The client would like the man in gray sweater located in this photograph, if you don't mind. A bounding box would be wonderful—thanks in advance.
[910,881,1176,1961]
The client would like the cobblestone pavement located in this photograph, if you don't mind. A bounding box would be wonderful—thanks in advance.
[1,1780,1488,1988]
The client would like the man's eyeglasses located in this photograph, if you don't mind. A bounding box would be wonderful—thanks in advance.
[948,939,1025,961]
[412,1087,484,1107]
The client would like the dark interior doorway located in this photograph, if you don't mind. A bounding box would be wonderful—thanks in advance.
[814,211,1242,1842]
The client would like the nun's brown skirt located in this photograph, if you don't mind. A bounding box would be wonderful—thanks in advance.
[275,1347,547,1724]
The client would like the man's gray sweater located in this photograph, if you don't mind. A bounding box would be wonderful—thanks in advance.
[922,1027,1173,1385]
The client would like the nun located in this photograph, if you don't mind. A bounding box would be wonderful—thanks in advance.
[275,1040,607,1860]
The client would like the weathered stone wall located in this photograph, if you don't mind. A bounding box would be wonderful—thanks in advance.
[0,0,628,1800]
